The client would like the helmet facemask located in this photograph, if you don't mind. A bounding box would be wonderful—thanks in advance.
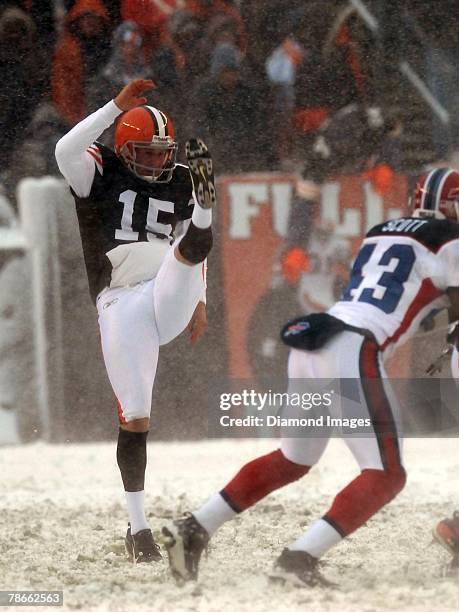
[120,136,178,183]
[411,194,459,221]
[411,205,446,220]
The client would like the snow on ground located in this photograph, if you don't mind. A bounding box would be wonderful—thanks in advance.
[0,438,458,612]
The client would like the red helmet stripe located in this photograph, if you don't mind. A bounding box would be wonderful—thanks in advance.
[436,169,454,209]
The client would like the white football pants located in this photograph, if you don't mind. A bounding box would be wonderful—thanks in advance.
[97,244,205,422]
[281,331,404,472]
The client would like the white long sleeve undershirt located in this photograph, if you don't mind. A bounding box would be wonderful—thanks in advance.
[55,100,122,198]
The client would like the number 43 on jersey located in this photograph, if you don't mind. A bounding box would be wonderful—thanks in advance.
[342,243,415,314]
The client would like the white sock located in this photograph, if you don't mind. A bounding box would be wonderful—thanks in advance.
[193,493,237,536]
[289,519,342,558]
[125,490,150,535]
[191,200,212,229]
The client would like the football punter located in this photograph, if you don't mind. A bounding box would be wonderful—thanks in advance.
[163,168,459,585]
[55,79,216,563]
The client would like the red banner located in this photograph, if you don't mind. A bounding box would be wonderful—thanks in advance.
[218,173,409,379]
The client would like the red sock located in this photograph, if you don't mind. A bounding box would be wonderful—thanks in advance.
[221,449,310,512]
[324,467,406,536]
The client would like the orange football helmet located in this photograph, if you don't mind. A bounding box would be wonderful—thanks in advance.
[114,105,177,182]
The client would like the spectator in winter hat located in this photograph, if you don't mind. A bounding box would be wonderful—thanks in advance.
[191,42,276,172]
[86,21,152,114]
[209,41,242,79]
[121,0,182,59]
[104,21,148,86]
[166,9,207,89]
[187,0,246,52]
[52,0,112,126]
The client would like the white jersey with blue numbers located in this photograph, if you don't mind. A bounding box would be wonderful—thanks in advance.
[329,217,459,357]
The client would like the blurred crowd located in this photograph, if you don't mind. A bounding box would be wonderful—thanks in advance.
[0,0,458,215]
[0,0,458,438]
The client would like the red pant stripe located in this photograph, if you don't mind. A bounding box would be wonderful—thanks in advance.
[324,337,406,536]
[116,397,127,425]
[359,338,402,471]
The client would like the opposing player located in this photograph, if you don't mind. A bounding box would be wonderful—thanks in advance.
[55,79,216,563]
[163,168,459,585]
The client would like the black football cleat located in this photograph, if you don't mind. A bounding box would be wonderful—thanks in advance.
[269,548,336,588]
[186,138,216,210]
[125,524,162,564]
[162,512,210,582]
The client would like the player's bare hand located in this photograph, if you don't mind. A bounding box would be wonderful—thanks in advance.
[187,301,207,345]
[114,79,155,112]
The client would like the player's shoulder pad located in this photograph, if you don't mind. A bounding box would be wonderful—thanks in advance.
[95,141,118,162]
[172,163,193,191]
[366,217,459,253]
[174,163,192,180]
[93,142,125,173]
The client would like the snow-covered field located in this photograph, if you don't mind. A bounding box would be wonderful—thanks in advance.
[1,438,458,612]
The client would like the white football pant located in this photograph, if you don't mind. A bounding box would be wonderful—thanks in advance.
[97,244,205,422]
[281,331,404,472]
